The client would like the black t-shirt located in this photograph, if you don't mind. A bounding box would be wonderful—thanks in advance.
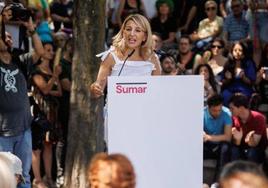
[0,54,32,136]
[50,1,73,32]
[150,16,177,40]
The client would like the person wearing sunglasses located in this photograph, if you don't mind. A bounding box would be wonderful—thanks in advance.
[203,38,228,82]
[220,41,256,106]
[190,0,223,50]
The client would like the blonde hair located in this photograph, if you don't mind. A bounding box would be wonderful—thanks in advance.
[88,153,136,188]
[0,156,17,188]
[112,14,153,60]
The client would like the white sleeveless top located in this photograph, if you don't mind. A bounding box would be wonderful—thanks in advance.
[97,47,155,143]
[97,47,155,76]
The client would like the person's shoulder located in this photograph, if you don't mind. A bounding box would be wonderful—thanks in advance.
[222,106,230,112]
[251,110,266,120]
[96,46,117,62]
[204,106,209,114]
[150,17,160,24]
[216,16,224,23]
[60,58,71,67]
[193,52,202,59]
[102,53,116,66]
[222,106,232,117]
[199,18,209,25]
[31,66,42,76]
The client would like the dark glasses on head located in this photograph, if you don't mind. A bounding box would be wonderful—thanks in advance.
[206,6,216,11]
[211,45,223,49]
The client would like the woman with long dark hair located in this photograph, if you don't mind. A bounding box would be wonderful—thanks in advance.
[203,38,228,81]
[31,42,62,188]
[195,63,218,105]
[220,41,256,106]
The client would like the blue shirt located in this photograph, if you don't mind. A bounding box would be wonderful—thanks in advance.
[204,106,232,135]
[220,58,256,97]
[223,12,249,41]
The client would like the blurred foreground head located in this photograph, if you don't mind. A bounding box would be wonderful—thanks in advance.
[219,160,268,188]
[0,152,17,188]
[88,153,136,188]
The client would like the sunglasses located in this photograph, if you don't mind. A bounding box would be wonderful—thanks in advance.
[206,6,216,11]
[211,45,223,49]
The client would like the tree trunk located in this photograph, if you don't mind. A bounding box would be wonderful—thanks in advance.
[64,1,106,188]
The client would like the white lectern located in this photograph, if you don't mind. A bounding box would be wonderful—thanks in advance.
[108,76,203,188]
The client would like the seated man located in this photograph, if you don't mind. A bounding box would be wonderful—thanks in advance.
[190,0,223,49]
[176,35,202,75]
[229,93,267,163]
[203,94,232,171]
[223,0,250,47]
[160,53,177,75]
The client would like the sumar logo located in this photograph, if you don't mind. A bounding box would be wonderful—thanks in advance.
[116,82,147,94]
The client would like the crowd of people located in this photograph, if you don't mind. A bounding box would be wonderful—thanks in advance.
[0,0,73,188]
[103,0,268,187]
[0,0,268,188]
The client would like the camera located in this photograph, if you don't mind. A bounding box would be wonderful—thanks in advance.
[9,3,31,21]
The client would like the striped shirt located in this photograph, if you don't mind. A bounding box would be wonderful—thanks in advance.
[223,12,249,41]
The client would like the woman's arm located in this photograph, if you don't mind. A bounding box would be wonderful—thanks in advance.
[151,53,161,75]
[49,65,62,97]
[33,74,58,95]
[33,65,62,95]
[90,54,115,98]
[22,18,44,61]
[221,70,233,86]
[220,1,227,18]
[49,78,62,97]
[163,32,176,44]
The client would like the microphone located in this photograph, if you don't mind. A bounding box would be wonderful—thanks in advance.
[118,49,135,76]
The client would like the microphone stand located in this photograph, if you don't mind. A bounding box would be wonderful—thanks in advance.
[118,49,135,76]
